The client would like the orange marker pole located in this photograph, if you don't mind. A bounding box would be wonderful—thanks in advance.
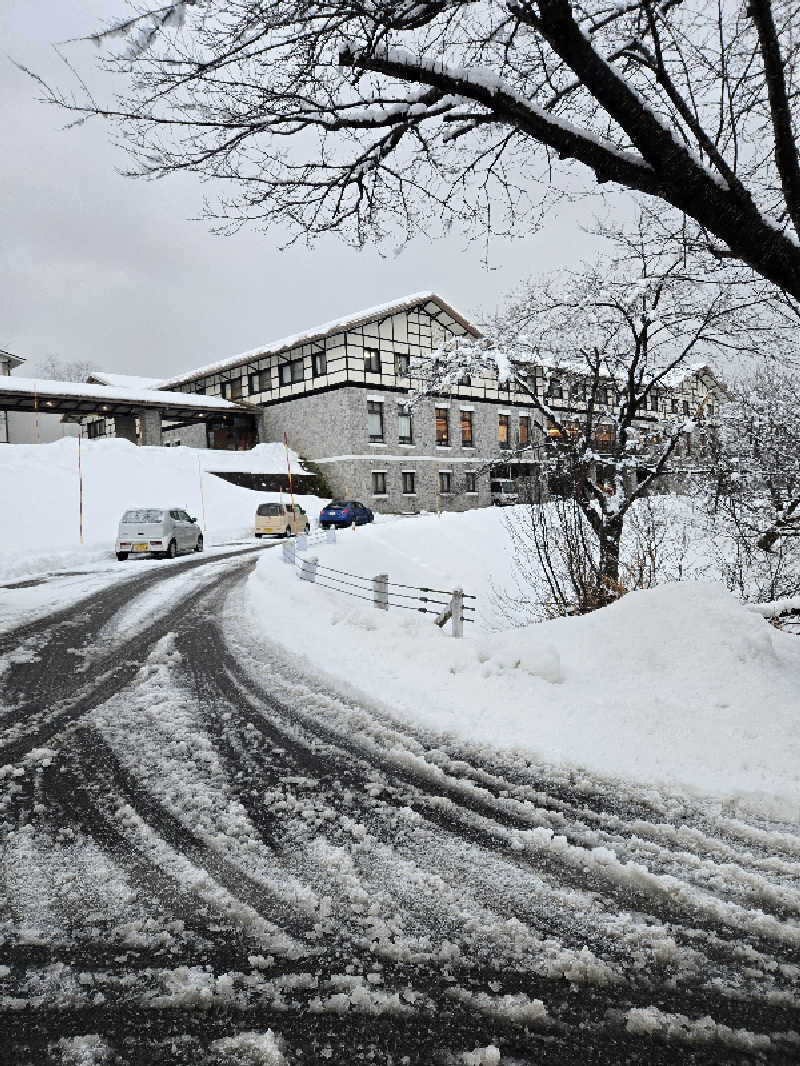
[284,431,297,532]
[78,434,84,544]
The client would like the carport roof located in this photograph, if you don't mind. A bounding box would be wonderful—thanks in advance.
[0,376,250,420]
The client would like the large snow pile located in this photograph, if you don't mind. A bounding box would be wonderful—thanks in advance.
[0,439,321,581]
[245,511,800,816]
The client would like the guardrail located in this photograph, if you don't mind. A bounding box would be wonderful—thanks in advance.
[281,529,476,637]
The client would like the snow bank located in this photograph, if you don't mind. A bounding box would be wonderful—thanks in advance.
[244,512,800,816]
[0,439,321,581]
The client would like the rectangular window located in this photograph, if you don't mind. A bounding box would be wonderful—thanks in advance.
[398,405,413,444]
[226,378,243,401]
[87,419,105,439]
[548,378,563,400]
[465,471,477,493]
[395,353,410,377]
[671,397,679,414]
[460,409,473,447]
[367,399,384,442]
[364,348,381,374]
[570,380,585,403]
[312,351,327,378]
[279,358,304,386]
[458,373,472,386]
[439,471,452,495]
[435,407,450,446]
[498,413,510,450]
[195,385,206,396]
[402,470,416,495]
[248,373,259,395]
[682,399,690,415]
[519,415,530,446]
[372,471,387,495]
[650,392,659,412]
[220,381,228,400]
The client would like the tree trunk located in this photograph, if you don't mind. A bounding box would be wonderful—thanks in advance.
[598,524,622,604]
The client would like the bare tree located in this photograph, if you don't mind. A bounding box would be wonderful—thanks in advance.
[31,0,800,302]
[412,236,778,601]
[36,356,95,382]
[708,363,800,601]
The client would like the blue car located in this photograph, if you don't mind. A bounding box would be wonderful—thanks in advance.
[319,499,374,529]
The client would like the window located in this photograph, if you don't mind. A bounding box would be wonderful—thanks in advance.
[87,419,106,439]
[279,358,304,386]
[221,378,243,401]
[498,413,510,450]
[364,348,381,374]
[195,385,206,396]
[548,377,563,400]
[439,471,452,495]
[570,380,585,403]
[435,407,450,446]
[458,373,472,386]
[650,392,659,412]
[465,471,478,493]
[671,397,679,414]
[372,471,387,495]
[312,351,327,378]
[248,373,259,395]
[398,405,413,444]
[519,415,530,446]
[395,353,410,377]
[460,409,473,447]
[367,399,384,442]
[595,424,616,451]
[682,399,690,416]
[402,470,416,495]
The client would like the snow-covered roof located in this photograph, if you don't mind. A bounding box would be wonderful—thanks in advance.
[0,376,243,410]
[87,371,166,390]
[0,349,25,370]
[161,292,480,388]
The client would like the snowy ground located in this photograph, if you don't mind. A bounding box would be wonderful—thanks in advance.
[1,549,799,1064]
[245,508,800,820]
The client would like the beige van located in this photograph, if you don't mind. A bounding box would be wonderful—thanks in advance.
[255,501,311,538]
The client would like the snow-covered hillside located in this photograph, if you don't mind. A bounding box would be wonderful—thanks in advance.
[0,439,321,581]
[245,511,800,818]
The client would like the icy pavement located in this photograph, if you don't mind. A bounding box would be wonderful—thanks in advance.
[0,552,798,1064]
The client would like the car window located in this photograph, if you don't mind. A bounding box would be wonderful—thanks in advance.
[257,503,283,516]
[180,510,191,521]
[328,500,348,508]
[122,509,162,523]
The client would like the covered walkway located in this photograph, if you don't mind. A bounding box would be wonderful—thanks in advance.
[0,376,264,446]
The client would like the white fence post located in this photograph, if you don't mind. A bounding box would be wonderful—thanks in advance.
[296,533,309,552]
[451,587,464,638]
[282,539,296,565]
[326,528,337,545]
[298,555,318,582]
[373,573,389,611]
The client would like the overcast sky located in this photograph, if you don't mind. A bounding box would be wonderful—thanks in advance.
[1,1,606,382]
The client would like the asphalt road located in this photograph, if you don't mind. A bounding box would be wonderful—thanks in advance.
[1,548,799,1065]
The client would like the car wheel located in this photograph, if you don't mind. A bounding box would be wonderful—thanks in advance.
[166,539,177,559]
[254,532,262,539]
[285,526,292,538]
[116,552,128,561]
[195,534,203,553]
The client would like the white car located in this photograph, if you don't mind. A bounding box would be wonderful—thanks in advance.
[116,508,203,560]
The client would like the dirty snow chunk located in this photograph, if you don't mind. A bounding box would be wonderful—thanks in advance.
[210,1029,287,1065]
[449,986,548,1024]
[56,1035,112,1065]
[462,1046,501,1066]
[625,1006,773,1050]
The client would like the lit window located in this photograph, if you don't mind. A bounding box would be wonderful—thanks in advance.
[435,407,449,446]
[364,348,381,374]
[498,413,510,450]
[439,471,452,495]
[368,400,384,442]
[402,470,416,495]
[460,409,473,447]
[519,415,530,446]
[372,471,387,495]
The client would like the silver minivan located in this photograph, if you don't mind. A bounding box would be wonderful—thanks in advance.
[116,508,203,560]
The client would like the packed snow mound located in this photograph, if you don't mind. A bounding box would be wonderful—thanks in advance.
[0,438,321,580]
[246,525,800,816]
